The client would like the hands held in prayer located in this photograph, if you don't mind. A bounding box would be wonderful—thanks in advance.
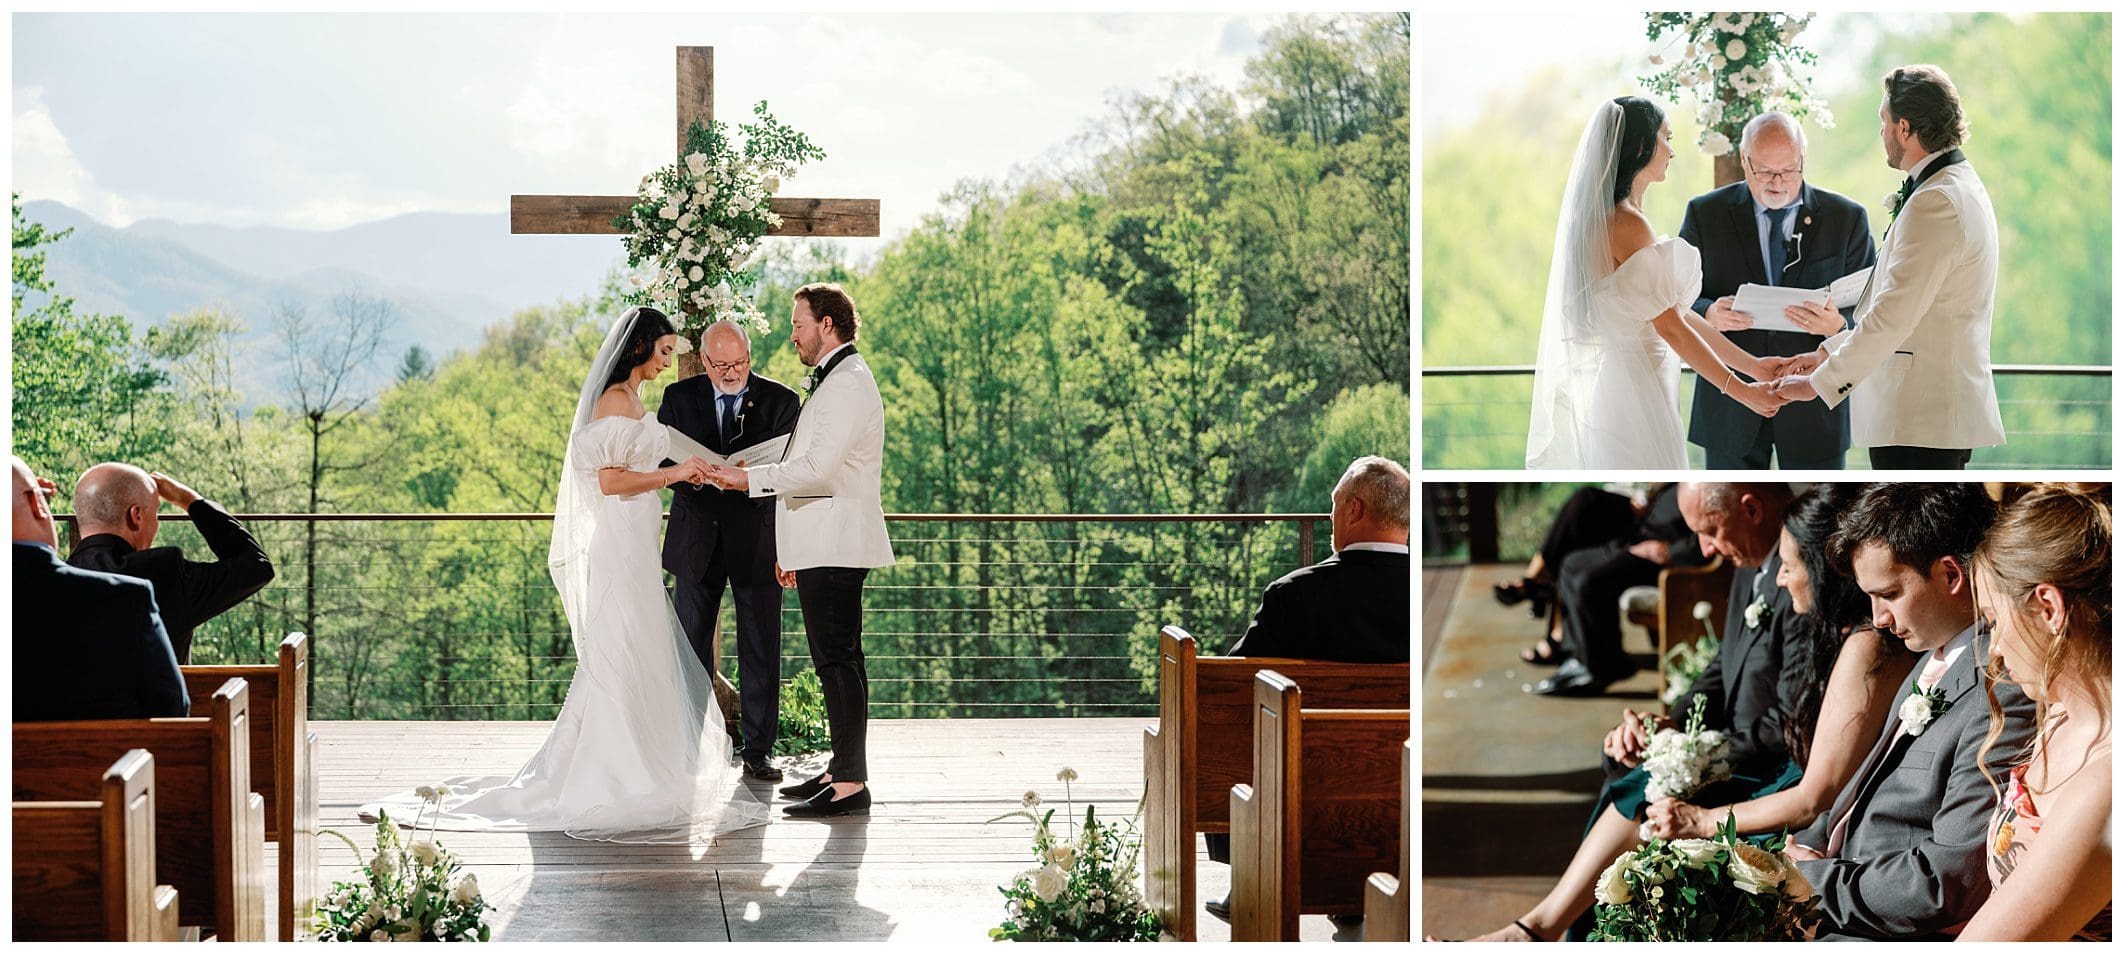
[150,472,202,509]
[702,463,749,492]
[1782,298,1845,337]
[1603,708,1674,768]
[1643,798,1717,840]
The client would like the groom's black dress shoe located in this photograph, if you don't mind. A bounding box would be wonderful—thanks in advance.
[783,785,870,818]
[779,773,831,801]
[742,755,785,782]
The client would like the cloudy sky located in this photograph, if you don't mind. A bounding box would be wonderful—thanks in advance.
[13,12,1283,254]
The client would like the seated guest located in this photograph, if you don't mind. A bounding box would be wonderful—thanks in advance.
[1225,455,1409,663]
[1204,455,1409,921]
[1786,483,2036,940]
[68,464,274,663]
[1524,482,1707,691]
[1452,484,1901,941]
[1493,484,1639,622]
[12,456,187,721]
[1959,484,2111,941]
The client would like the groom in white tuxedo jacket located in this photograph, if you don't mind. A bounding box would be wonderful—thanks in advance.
[706,283,894,818]
[1774,65,2004,469]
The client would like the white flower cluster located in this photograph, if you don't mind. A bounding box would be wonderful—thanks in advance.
[1641,719,1732,802]
[1594,835,1813,909]
[313,791,492,941]
[1642,13,1827,157]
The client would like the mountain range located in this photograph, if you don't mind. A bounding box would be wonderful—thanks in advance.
[19,199,626,397]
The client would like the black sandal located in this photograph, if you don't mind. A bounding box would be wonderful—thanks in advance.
[1514,919,1548,941]
[1519,633,1566,666]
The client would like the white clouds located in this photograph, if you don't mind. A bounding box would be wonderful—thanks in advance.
[13,87,120,223]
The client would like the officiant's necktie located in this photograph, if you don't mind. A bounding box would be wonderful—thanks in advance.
[719,394,740,453]
[1824,651,1956,856]
[1765,206,1790,286]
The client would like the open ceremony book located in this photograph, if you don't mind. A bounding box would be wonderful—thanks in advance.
[663,425,792,469]
[1729,265,1873,333]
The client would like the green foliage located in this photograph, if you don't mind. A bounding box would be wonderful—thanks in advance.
[988,774,1161,941]
[1422,14,2110,468]
[770,669,832,757]
[1589,812,1818,941]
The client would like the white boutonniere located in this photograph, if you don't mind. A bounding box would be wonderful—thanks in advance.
[1742,596,1768,631]
[1898,684,1950,736]
[800,369,821,394]
[1882,191,1901,213]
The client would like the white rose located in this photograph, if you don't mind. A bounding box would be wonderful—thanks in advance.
[1048,844,1076,867]
[1701,131,1733,156]
[761,173,781,193]
[1709,54,1727,71]
[1648,53,1664,66]
[1691,601,1714,622]
[1727,39,1747,60]
[449,872,482,904]
[369,851,397,877]
[1593,854,1633,905]
[1779,852,1814,900]
[676,212,694,230]
[372,929,391,942]
[1727,842,1785,895]
[409,840,442,868]
[658,204,679,221]
[1030,863,1068,902]
[676,275,690,289]
[693,190,712,207]
[684,152,709,176]
[667,228,682,241]
[1090,899,1106,914]
[688,265,704,282]
[1899,693,1935,734]
[1670,838,1722,867]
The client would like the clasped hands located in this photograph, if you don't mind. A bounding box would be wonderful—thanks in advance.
[663,458,751,491]
[1729,348,1829,417]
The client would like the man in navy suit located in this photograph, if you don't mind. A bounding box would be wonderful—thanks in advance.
[1680,112,1876,469]
[12,455,187,721]
[659,320,802,782]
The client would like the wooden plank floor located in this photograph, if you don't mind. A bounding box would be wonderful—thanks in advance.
[312,719,1361,942]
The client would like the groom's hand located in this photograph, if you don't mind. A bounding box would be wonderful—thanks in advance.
[1707,296,1753,331]
[774,562,796,589]
[1773,375,1819,402]
[705,464,749,491]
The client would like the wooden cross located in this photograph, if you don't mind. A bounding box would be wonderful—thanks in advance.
[510,47,879,238]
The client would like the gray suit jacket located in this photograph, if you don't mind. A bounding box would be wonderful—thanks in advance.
[1793,625,2036,940]
[1671,549,1796,778]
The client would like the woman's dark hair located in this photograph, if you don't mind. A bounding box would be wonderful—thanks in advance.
[1775,484,1888,767]
[1611,96,1666,203]
[603,307,677,389]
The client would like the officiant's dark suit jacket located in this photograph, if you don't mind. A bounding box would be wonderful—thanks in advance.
[1793,627,2035,941]
[15,541,188,721]
[660,372,802,584]
[69,498,275,665]
[1680,181,1875,466]
[1224,548,1410,663]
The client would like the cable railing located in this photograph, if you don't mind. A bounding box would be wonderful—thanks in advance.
[59,512,1327,721]
[1420,364,2111,469]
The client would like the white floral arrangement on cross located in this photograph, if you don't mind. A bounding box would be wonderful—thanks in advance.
[986,767,1162,941]
[1641,13,1831,157]
[616,101,827,340]
[1592,811,1820,940]
[313,784,492,942]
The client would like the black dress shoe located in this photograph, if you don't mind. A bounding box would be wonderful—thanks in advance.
[1204,895,1231,921]
[1529,658,1631,697]
[742,755,785,781]
[783,785,870,818]
[779,773,830,801]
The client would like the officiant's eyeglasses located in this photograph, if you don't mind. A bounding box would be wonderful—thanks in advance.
[1746,162,1804,186]
[706,358,751,374]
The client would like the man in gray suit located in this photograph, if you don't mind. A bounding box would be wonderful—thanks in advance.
[1788,483,2036,940]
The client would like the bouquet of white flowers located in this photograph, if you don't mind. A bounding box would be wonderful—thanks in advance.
[1641,695,1731,804]
[1661,601,1722,706]
[313,784,492,942]
[1592,811,1819,940]
[987,768,1161,941]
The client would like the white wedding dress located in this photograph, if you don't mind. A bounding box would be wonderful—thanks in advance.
[362,310,768,844]
[1527,101,1701,470]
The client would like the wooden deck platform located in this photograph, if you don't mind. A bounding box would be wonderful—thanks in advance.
[311,718,1361,941]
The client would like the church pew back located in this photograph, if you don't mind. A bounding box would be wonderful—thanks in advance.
[181,632,316,938]
[12,749,179,941]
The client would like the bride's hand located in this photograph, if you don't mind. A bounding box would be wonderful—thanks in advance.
[1727,378,1785,418]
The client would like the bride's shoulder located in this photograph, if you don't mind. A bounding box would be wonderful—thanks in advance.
[1607,206,1657,266]
[591,387,644,422]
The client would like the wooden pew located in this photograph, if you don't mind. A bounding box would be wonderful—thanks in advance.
[1656,557,1734,714]
[14,679,269,941]
[1229,671,1408,942]
[182,632,317,940]
[1142,626,1409,940]
[1361,740,1411,942]
[13,749,181,941]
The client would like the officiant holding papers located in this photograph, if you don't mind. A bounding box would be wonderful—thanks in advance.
[1680,111,1876,469]
[660,319,802,782]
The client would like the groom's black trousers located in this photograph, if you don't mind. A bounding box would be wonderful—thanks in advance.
[1868,445,1973,470]
[796,566,871,782]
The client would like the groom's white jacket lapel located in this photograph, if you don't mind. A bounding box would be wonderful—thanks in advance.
[1812,155,2005,449]
[745,348,895,571]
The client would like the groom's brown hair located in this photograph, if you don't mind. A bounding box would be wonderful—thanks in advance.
[794,282,861,343]
[1883,65,1968,154]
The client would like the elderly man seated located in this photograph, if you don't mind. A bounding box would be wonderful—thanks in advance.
[68,463,274,664]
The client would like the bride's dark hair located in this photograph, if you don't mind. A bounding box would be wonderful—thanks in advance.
[603,307,678,389]
[1776,483,1890,767]
[1611,96,1666,203]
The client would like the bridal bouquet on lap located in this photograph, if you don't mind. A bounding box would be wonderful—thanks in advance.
[1592,813,1818,941]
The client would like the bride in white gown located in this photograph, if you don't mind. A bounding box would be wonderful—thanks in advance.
[362,306,770,843]
[1526,96,1786,469]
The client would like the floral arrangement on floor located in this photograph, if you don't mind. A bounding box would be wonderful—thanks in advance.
[1641,13,1829,157]
[314,784,492,942]
[1592,811,1819,940]
[987,768,1162,941]
[1641,695,1732,805]
[1661,601,1723,706]
[616,101,827,339]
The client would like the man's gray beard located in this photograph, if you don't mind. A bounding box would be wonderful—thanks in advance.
[712,378,745,397]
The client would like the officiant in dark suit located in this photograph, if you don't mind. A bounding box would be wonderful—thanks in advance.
[659,319,801,782]
[1679,112,1875,470]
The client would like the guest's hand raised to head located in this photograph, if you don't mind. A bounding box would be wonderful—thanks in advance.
[150,472,202,509]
